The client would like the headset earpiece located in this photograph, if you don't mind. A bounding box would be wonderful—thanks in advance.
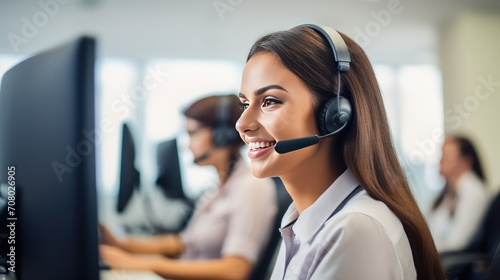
[318,96,352,135]
[273,24,354,154]
[212,95,240,147]
[299,24,353,136]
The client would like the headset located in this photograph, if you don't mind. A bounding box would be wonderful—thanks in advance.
[193,95,240,164]
[211,95,240,147]
[274,24,353,154]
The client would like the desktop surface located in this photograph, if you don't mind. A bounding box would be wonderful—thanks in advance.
[0,270,165,280]
[101,270,165,280]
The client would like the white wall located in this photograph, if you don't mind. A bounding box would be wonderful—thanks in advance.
[440,9,500,192]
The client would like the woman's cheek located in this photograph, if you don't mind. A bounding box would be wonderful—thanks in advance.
[260,110,297,136]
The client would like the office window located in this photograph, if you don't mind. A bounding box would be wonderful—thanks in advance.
[399,65,444,211]
[374,64,444,211]
[374,65,400,138]
[95,58,139,195]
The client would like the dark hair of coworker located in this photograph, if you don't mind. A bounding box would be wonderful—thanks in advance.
[247,26,446,279]
[432,136,486,214]
[182,94,243,178]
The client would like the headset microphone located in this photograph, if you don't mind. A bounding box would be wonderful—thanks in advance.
[193,151,210,164]
[274,120,348,154]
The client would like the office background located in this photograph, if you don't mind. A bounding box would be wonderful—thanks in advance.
[0,0,499,214]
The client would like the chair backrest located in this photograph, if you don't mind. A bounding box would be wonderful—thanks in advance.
[466,191,500,258]
[442,191,500,279]
[488,241,500,280]
[249,177,292,280]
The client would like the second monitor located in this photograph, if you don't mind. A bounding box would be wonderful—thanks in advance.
[155,138,187,200]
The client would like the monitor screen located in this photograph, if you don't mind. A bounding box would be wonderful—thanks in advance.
[0,37,99,280]
[116,122,140,213]
[155,138,186,200]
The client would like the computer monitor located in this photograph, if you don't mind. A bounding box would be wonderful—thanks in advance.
[155,138,186,200]
[116,122,140,213]
[0,184,12,268]
[0,37,99,280]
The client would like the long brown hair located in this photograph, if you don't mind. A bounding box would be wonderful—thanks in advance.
[248,26,445,279]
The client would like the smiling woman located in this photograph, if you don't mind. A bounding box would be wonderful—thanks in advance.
[238,53,321,181]
[236,24,446,280]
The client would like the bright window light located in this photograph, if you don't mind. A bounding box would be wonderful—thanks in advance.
[95,58,139,196]
[373,64,444,211]
[0,55,24,86]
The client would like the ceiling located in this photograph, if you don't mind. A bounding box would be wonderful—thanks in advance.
[1,0,500,65]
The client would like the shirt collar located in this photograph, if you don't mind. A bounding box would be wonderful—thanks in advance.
[280,169,360,244]
[456,170,473,185]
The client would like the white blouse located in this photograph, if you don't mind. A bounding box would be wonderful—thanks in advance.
[270,169,416,280]
[179,159,277,264]
[427,170,488,252]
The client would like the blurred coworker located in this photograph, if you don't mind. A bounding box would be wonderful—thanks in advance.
[100,94,277,280]
[427,136,488,252]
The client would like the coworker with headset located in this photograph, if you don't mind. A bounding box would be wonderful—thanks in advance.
[100,94,277,279]
[236,24,445,279]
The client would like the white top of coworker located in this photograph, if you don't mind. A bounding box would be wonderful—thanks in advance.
[101,270,165,280]
[427,170,489,252]
[270,169,416,280]
[180,158,277,264]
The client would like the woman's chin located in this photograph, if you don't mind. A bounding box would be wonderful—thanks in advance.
[250,161,277,179]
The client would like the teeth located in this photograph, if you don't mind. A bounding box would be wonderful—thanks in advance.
[249,141,275,150]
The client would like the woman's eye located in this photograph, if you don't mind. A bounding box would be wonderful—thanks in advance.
[241,102,249,110]
[262,97,282,107]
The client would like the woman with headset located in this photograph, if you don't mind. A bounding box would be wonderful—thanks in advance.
[235,24,445,279]
[100,94,277,279]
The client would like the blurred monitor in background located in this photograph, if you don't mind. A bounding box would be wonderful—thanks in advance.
[116,122,140,214]
[156,138,188,200]
[114,123,193,235]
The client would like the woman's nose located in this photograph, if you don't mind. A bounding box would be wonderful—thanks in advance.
[236,108,258,134]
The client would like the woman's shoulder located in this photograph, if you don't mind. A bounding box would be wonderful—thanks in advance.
[458,171,487,198]
[331,191,406,242]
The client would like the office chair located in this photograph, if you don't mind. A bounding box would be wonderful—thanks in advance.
[249,177,292,280]
[442,191,500,279]
[489,241,500,280]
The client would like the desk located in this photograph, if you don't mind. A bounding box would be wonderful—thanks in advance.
[0,270,164,280]
[101,269,165,280]
[100,253,167,279]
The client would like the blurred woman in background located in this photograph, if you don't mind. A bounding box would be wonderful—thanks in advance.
[428,136,489,252]
[100,94,277,280]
